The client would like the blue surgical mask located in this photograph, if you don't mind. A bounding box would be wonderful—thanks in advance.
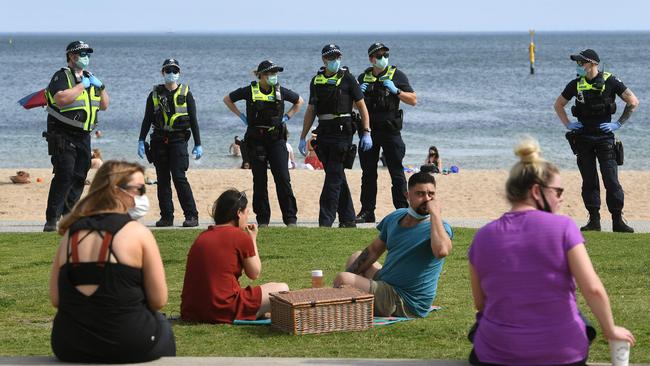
[407,206,430,220]
[164,72,180,84]
[267,74,278,86]
[326,59,341,73]
[75,56,89,70]
[576,65,587,77]
[373,56,389,70]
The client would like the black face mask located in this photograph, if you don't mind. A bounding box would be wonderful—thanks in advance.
[534,189,552,213]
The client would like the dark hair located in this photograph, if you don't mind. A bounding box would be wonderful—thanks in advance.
[428,146,438,155]
[211,189,248,225]
[408,171,436,189]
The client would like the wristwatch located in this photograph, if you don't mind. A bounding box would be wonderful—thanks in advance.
[362,128,371,133]
[395,89,401,95]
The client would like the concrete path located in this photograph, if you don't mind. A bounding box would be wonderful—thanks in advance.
[2,218,650,233]
[0,357,640,366]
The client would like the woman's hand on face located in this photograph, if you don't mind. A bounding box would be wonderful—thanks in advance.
[244,223,258,240]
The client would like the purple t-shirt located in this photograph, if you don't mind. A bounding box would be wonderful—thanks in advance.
[468,210,586,365]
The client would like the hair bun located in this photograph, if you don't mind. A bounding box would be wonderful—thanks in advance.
[514,137,542,164]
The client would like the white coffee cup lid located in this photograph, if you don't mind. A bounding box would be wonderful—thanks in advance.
[311,270,323,277]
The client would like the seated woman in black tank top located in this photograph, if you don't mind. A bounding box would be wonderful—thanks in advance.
[49,161,175,363]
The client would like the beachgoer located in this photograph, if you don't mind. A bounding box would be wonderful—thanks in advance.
[49,161,175,363]
[298,44,372,228]
[356,43,417,224]
[90,149,103,169]
[334,172,453,317]
[229,136,242,157]
[180,189,289,323]
[137,58,201,227]
[43,41,109,232]
[467,138,635,365]
[304,132,323,170]
[423,146,442,174]
[223,60,303,227]
[94,130,102,138]
[554,48,638,232]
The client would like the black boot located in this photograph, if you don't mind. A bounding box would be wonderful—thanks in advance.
[612,212,634,233]
[156,217,174,227]
[355,210,376,224]
[580,210,601,232]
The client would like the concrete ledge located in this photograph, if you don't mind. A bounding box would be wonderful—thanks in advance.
[0,357,643,366]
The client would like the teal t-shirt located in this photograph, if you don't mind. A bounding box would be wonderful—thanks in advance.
[376,208,453,317]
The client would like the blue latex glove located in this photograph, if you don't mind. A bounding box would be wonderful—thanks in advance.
[360,83,368,93]
[298,139,307,156]
[566,121,583,131]
[359,132,373,152]
[600,121,621,133]
[239,112,248,126]
[192,145,203,159]
[282,114,290,123]
[137,140,145,159]
[382,79,399,94]
[81,76,91,89]
[89,74,103,88]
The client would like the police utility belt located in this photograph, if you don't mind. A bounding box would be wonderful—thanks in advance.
[316,114,355,135]
[246,122,287,141]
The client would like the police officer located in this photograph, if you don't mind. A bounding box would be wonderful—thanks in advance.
[223,60,303,227]
[43,41,109,232]
[355,43,417,223]
[299,44,372,228]
[554,49,639,233]
[138,59,201,227]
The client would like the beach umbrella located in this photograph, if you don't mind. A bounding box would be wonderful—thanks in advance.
[18,89,47,109]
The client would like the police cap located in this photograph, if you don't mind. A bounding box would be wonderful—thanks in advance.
[162,58,181,72]
[368,42,389,56]
[257,60,284,74]
[570,49,600,64]
[66,41,93,54]
[321,44,342,57]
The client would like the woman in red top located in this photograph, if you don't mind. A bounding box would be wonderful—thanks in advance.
[180,189,289,323]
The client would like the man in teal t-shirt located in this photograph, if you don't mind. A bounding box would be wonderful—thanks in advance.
[334,172,453,317]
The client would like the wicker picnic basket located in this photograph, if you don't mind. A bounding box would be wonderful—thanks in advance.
[270,287,374,335]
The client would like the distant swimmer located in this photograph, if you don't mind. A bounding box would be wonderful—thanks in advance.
[223,60,303,227]
[553,48,639,233]
[94,130,102,138]
[138,58,201,228]
[43,41,109,232]
[356,42,417,224]
[229,136,242,157]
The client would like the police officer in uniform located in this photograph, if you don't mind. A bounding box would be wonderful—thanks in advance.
[138,59,201,227]
[223,60,303,227]
[554,49,639,233]
[43,41,109,232]
[299,44,372,228]
[355,43,417,223]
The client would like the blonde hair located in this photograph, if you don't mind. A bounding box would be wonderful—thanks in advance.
[505,137,559,204]
[58,161,144,235]
[92,148,102,160]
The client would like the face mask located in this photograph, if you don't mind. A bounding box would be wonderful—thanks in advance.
[534,189,552,213]
[576,65,587,77]
[407,206,430,220]
[164,72,180,84]
[75,56,89,70]
[373,56,389,69]
[326,59,341,73]
[128,194,150,220]
[267,74,278,86]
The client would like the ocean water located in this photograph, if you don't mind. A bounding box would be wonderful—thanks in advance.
[1,32,649,170]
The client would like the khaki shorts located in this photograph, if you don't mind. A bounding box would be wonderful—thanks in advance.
[370,280,416,318]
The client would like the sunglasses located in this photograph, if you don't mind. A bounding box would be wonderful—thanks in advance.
[543,185,564,198]
[323,53,341,61]
[163,67,180,74]
[120,184,146,196]
[77,52,91,58]
[576,60,586,66]
[373,52,389,59]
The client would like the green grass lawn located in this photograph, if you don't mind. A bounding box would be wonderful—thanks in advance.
[0,227,648,362]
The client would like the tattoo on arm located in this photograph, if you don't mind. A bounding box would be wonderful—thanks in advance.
[346,248,370,274]
[618,89,638,125]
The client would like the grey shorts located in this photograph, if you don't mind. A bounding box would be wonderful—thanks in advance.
[369,279,416,318]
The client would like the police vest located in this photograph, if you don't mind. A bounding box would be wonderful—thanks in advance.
[246,81,284,127]
[45,68,101,132]
[152,84,191,131]
[572,72,617,122]
[362,66,400,115]
[312,67,353,117]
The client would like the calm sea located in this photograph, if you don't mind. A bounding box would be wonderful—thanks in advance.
[1,32,649,170]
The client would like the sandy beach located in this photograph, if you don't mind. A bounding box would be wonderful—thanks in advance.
[2,168,649,224]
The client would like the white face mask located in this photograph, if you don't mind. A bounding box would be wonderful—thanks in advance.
[128,194,150,220]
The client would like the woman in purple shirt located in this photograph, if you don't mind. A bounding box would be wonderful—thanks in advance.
[467,138,635,366]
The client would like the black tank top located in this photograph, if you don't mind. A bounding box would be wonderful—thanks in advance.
[51,214,163,363]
